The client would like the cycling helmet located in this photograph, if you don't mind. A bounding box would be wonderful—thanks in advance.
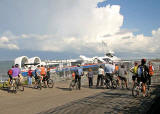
[141,58,146,64]
[15,64,19,67]
[77,64,80,67]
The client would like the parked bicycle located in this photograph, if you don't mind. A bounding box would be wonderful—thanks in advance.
[69,79,79,90]
[104,75,117,89]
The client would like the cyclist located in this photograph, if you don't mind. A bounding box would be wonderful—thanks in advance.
[11,64,21,85]
[104,61,115,88]
[46,68,51,80]
[148,61,154,86]
[130,62,138,88]
[34,65,41,87]
[75,64,83,90]
[40,65,47,87]
[138,59,149,97]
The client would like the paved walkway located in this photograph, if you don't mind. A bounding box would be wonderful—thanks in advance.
[40,76,160,114]
[0,75,160,114]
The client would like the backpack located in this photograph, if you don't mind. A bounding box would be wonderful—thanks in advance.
[138,65,148,78]
[8,69,12,75]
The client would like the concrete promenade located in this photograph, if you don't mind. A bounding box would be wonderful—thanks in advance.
[39,76,160,114]
[0,74,160,114]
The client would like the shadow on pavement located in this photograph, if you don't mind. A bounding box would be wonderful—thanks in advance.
[56,87,71,91]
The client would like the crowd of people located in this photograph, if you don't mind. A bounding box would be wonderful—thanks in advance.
[72,59,154,97]
[7,58,155,97]
[7,64,51,88]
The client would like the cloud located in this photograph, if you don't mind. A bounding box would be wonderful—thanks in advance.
[0,36,9,43]
[0,1,124,53]
[100,27,160,54]
[0,0,159,58]
[0,36,19,50]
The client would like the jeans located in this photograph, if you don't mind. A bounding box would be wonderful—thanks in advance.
[97,74,104,86]
[28,76,32,85]
[88,77,93,87]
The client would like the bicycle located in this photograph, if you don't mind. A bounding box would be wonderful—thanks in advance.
[42,77,54,88]
[8,77,24,93]
[34,76,43,90]
[117,76,127,89]
[47,78,54,88]
[69,79,79,90]
[132,80,150,97]
[104,75,117,89]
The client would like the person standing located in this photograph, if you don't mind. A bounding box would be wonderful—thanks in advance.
[75,64,83,90]
[96,65,104,87]
[104,61,115,87]
[119,65,129,89]
[148,61,154,85]
[87,68,94,88]
[28,67,33,87]
[130,62,138,87]
[138,59,149,97]
[8,65,14,84]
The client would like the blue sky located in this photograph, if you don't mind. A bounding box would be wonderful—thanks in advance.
[0,0,160,60]
[98,0,160,36]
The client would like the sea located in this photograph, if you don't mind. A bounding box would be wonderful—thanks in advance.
[0,61,14,81]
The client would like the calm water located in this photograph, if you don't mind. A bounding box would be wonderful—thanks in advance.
[0,61,14,81]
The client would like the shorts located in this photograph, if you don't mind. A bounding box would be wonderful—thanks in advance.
[43,76,48,81]
[141,76,147,83]
[132,75,137,81]
[35,76,38,81]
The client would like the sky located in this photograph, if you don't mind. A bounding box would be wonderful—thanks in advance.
[0,0,160,60]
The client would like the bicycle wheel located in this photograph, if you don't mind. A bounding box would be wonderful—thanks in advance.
[112,80,117,89]
[10,84,17,93]
[75,82,79,90]
[18,83,24,91]
[69,81,74,90]
[132,84,139,97]
[121,81,125,89]
[47,79,54,88]
[105,79,111,89]
[38,80,42,90]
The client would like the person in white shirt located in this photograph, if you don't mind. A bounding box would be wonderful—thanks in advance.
[104,61,115,87]
[96,65,104,87]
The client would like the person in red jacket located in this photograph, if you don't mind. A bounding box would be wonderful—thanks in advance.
[28,67,33,87]
[148,61,154,85]
[8,65,14,84]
